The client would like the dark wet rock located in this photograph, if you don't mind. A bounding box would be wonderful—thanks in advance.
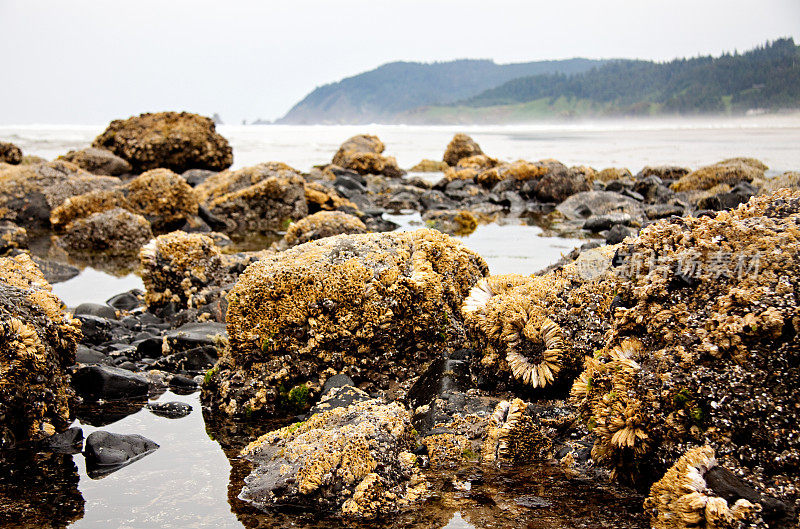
[41,426,84,454]
[84,431,159,478]
[603,179,635,192]
[162,321,226,354]
[0,254,79,447]
[75,345,114,366]
[58,147,132,176]
[633,175,670,202]
[0,450,85,527]
[238,399,424,519]
[150,345,217,374]
[556,191,645,221]
[0,141,22,165]
[514,495,552,509]
[181,168,217,187]
[74,302,117,320]
[644,203,685,219]
[71,365,149,401]
[695,181,757,211]
[28,256,80,284]
[169,374,198,391]
[407,356,473,413]
[75,314,113,345]
[443,133,484,166]
[321,373,356,396]
[383,190,421,211]
[605,224,638,244]
[146,401,192,418]
[107,289,144,311]
[582,213,633,232]
[136,336,164,359]
[117,361,138,371]
[92,111,232,173]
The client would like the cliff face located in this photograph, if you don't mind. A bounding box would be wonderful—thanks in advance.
[276,58,604,124]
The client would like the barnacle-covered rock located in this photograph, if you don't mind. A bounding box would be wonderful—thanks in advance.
[0,142,22,165]
[197,162,308,236]
[304,181,359,213]
[534,165,592,202]
[54,208,152,256]
[125,168,198,232]
[422,209,477,236]
[443,133,484,166]
[0,221,27,255]
[58,147,131,176]
[644,446,763,529]
[282,211,367,248]
[331,134,403,178]
[49,189,129,230]
[91,111,233,173]
[0,253,80,447]
[594,167,633,182]
[570,190,800,505]
[0,161,119,230]
[463,254,616,394]
[758,171,800,195]
[482,399,552,464]
[139,232,225,310]
[475,160,546,188]
[671,159,766,192]
[409,159,448,172]
[203,229,488,418]
[238,398,426,519]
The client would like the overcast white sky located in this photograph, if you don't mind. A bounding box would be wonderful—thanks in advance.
[1,0,798,124]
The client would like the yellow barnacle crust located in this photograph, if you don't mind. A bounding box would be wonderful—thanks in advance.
[206,228,487,418]
[239,399,425,519]
[0,253,80,446]
[481,399,552,464]
[283,211,367,247]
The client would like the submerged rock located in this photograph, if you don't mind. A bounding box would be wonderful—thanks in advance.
[203,228,488,418]
[58,147,132,176]
[238,398,426,519]
[443,134,484,166]
[0,253,80,447]
[92,111,233,173]
[570,190,800,510]
[84,431,159,478]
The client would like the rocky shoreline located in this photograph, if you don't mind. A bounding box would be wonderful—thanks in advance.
[0,112,798,528]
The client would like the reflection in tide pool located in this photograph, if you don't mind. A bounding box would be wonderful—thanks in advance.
[385,212,587,275]
[52,268,144,307]
[443,513,475,529]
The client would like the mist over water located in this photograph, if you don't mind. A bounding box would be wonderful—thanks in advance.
[3,115,799,174]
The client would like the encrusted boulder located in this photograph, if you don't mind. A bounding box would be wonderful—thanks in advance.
[0,142,22,165]
[759,171,800,195]
[443,134,483,167]
[0,161,119,230]
[195,162,307,236]
[125,168,198,232]
[331,135,403,178]
[139,232,226,310]
[54,208,152,256]
[58,147,132,176]
[0,221,27,255]
[481,399,553,464]
[570,190,800,508]
[238,398,426,519]
[203,229,488,418]
[535,165,592,202]
[0,254,81,447]
[49,189,128,229]
[635,165,690,182]
[282,211,367,248]
[92,111,233,173]
[410,159,448,172]
[671,158,766,192]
